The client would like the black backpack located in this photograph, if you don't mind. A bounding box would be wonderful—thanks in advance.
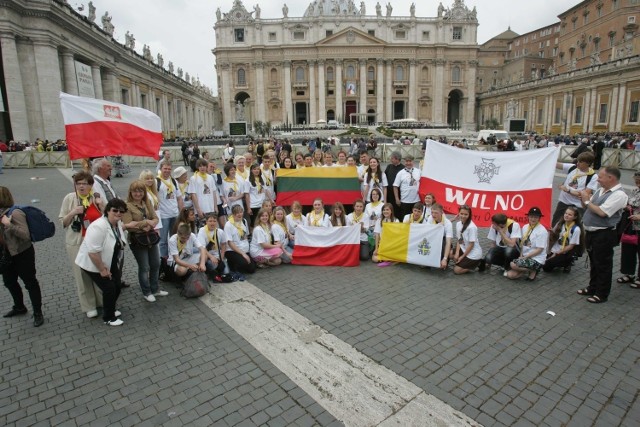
[7,206,55,242]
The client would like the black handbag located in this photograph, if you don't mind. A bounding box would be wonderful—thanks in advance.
[130,231,160,247]
[0,248,12,274]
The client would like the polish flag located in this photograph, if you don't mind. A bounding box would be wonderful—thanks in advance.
[60,92,163,160]
[292,225,360,267]
[420,140,557,228]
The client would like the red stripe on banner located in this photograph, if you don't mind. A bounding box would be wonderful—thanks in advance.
[292,243,360,267]
[65,122,163,160]
[277,189,363,206]
[419,177,553,228]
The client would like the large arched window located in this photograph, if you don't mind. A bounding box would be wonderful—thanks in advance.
[327,67,334,81]
[346,65,355,79]
[270,68,278,84]
[237,68,246,86]
[452,66,461,83]
[367,66,375,80]
[295,66,305,82]
[395,65,405,81]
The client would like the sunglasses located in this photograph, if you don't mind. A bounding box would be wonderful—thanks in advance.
[110,208,126,214]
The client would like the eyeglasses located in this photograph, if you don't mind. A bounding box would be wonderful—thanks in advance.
[110,208,126,214]
[75,182,90,186]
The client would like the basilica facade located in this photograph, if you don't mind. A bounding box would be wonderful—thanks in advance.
[214,0,479,130]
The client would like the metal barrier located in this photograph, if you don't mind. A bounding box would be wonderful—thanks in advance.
[3,146,640,170]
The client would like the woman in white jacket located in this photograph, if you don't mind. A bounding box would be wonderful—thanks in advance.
[75,198,128,326]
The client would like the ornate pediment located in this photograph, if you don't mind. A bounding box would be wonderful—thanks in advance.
[442,0,476,22]
[317,27,384,46]
[218,0,254,24]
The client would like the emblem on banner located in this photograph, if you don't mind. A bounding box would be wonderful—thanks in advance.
[474,158,500,184]
[103,105,122,120]
[418,238,431,256]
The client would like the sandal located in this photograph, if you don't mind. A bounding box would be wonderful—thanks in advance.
[617,275,634,284]
[587,295,607,304]
[630,281,640,289]
[525,271,538,281]
[577,288,594,296]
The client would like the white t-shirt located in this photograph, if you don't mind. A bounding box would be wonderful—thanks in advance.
[364,202,383,229]
[167,233,203,266]
[362,173,388,202]
[249,225,272,257]
[157,176,182,219]
[550,224,581,254]
[271,222,289,247]
[520,224,549,264]
[346,212,370,242]
[248,179,266,209]
[425,215,454,238]
[196,226,226,254]
[285,213,307,235]
[224,219,250,253]
[221,176,248,210]
[188,173,217,213]
[558,163,599,206]
[393,168,421,204]
[455,221,483,260]
[261,167,276,201]
[487,221,523,247]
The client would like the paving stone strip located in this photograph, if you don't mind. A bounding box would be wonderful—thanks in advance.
[202,282,481,426]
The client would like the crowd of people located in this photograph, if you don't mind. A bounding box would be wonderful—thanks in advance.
[0,134,636,327]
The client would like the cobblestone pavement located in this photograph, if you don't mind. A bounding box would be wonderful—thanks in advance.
[1,164,640,426]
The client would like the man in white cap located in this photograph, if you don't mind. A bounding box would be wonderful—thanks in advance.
[172,166,192,210]
[157,160,184,258]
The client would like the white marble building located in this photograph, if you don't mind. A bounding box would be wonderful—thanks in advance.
[0,0,219,142]
[214,0,479,130]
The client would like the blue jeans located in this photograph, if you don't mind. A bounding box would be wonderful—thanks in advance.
[159,216,178,258]
[130,244,160,296]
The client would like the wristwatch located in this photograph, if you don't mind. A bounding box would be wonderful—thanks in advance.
[584,200,591,205]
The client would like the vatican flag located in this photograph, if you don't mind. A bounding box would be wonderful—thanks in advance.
[377,223,444,267]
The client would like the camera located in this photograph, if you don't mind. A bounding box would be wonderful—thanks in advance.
[71,217,82,232]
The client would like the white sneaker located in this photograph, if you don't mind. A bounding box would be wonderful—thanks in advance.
[86,310,98,318]
[154,290,169,297]
[114,310,121,317]
[503,271,509,277]
[105,318,123,326]
[144,294,156,302]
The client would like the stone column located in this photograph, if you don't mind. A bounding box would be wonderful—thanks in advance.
[408,59,417,120]
[588,89,597,132]
[102,69,119,102]
[131,81,139,107]
[562,92,571,135]
[0,33,30,141]
[385,60,392,121]
[582,89,591,132]
[283,60,292,124]
[376,59,384,123]
[359,59,367,121]
[465,60,477,130]
[335,60,343,122]
[219,62,232,127]
[60,49,78,96]
[148,88,155,114]
[433,58,446,124]
[255,61,266,122]
[33,39,64,140]
[615,83,626,131]
[308,60,317,124]
[318,60,326,121]
[91,65,103,99]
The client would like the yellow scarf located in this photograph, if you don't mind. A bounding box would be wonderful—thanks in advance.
[158,176,174,194]
[205,226,218,250]
[177,238,186,254]
[196,171,209,181]
[352,212,364,224]
[572,168,595,183]
[179,181,188,195]
[308,210,324,227]
[430,215,443,225]
[77,191,93,208]
[521,223,538,249]
[224,176,238,193]
[560,222,575,250]
[229,216,245,238]
[263,170,273,186]
[237,168,249,180]
[500,219,515,246]
[411,215,424,224]
[147,190,159,209]
[369,201,381,209]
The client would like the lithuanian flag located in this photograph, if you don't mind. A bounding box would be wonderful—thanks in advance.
[276,167,362,206]
[377,223,444,267]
